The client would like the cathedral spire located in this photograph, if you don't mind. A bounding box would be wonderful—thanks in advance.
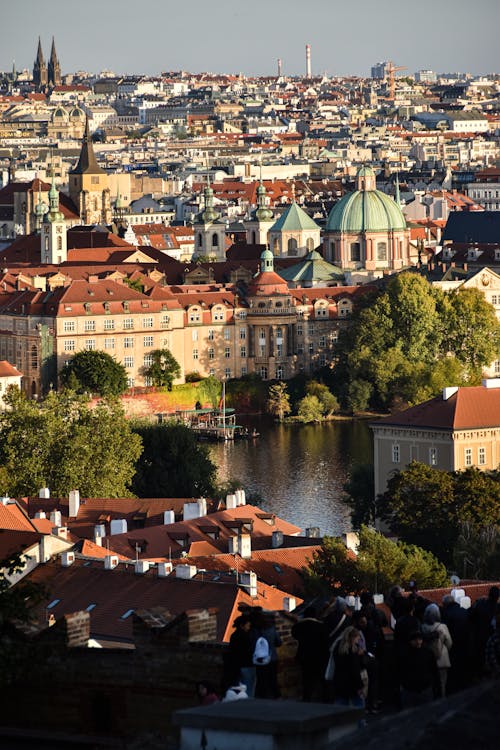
[48,36,61,87]
[36,36,45,65]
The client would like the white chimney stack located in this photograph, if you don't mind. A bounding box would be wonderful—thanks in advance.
[104,555,119,570]
[226,493,237,510]
[176,564,197,580]
[283,596,296,612]
[35,510,47,519]
[61,551,75,567]
[135,560,150,575]
[239,533,252,559]
[53,526,68,539]
[93,523,106,546]
[443,386,458,401]
[110,519,127,535]
[158,562,173,577]
[183,498,207,521]
[49,510,62,527]
[39,487,50,499]
[163,510,175,525]
[240,571,258,598]
[68,490,80,518]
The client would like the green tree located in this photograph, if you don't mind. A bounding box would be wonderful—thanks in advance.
[199,375,222,409]
[453,522,500,580]
[123,276,144,293]
[347,379,372,413]
[60,350,128,396]
[379,463,500,563]
[304,526,447,597]
[445,288,500,372]
[267,382,291,422]
[131,421,217,497]
[0,388,142,497]
[297,394,324,423]
[142,349,181,390]
[306,381,339,417]
[343,463,375,529]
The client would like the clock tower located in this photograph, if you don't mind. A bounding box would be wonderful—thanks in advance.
[41,176,67,264]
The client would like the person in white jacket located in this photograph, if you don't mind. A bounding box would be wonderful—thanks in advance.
[422,603,453,697]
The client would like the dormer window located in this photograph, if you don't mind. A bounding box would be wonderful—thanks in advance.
[84,302,91,314]
[123,301,130,312]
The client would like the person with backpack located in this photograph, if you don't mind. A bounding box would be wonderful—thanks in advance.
[227,614,256,697]
[253,610,282,698]
[421,603,453,697]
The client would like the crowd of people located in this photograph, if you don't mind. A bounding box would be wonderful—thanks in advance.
[200,585,500,711]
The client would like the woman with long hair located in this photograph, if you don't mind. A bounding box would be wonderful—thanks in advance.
[331,626,366,708]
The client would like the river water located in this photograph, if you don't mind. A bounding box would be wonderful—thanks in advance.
[209,418,373,537]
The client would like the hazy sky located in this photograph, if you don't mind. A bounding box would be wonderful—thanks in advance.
[1,0,499,78]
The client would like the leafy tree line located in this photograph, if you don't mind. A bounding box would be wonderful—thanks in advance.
[326,273,500,413]
[267,379,339,423]
[303,525,448,598]
[0,387,217,500]
[343,460,500,575]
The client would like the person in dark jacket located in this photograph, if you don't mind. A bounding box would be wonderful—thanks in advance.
[332,626,365,708]
[291,606,329,701]
[227,614,256,697]
[442,594,473,691]
[253,610,282,699]
[399,630,439,708]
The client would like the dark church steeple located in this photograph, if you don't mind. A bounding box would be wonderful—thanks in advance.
[33,37,47,90]
[48,37,61,87]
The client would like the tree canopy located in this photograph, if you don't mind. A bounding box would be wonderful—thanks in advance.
[0,388,142,498]
[131,420,217,498]
[378,462,500,563]
[142,349,181,390]
[267,382,291,422]
[333,274,500,412]
[60,349,128,397]
[303,526,448,597]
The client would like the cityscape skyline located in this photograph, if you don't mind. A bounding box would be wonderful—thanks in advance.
[1,0,499,78]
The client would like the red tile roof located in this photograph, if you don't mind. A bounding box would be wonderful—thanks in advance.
[374,384,500,431]
[0,360,22,378]
[0,502,37,532]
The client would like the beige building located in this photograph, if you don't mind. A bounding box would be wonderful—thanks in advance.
[372,381,500,497]
[0,360,22,407]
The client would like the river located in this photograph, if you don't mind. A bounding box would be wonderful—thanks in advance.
[209,418,373,537]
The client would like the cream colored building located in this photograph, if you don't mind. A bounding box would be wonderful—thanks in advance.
[372,382,500,497]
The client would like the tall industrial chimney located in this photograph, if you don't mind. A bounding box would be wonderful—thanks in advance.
[306,44,311,78]
[277,58,282,78]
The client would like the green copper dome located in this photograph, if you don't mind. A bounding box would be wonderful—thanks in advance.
[326,165,406,233]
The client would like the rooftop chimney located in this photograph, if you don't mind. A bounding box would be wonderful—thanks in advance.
[104,555,119,570]
[176,564,197,579]
[482,378,500,389]
[158,561,173,577]
[68,489,80,518]
[183,498,207,521]
[35,510,47,519]
[39,487,50,499]
[163,509,175,525]
[53,526,68,539]
[240,571,258,598]
[110,518,127,535]
[443,386,459,400]
[283,596,296,612]
[226,493,237,510]
[135,560,150,575]
[49,510,62,527]
[61,551,75,567]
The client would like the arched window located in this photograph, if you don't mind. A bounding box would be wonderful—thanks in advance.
[287,238,298,255]
[57,236,62,251]
[273,238,279,254]
[197,233,203,247]
[377,242,387,261]
[350,242,360,262]
[251,231,256,244]
[260,366,268,380]
[212,233,219,247]
[306,237,314,251]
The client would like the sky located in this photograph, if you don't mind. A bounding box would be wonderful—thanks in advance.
[1,0,499,78]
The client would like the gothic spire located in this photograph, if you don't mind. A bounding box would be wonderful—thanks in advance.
[71,118,105,175]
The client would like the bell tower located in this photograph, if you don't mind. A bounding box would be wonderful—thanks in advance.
[69,119,111,225]
[41,175,67,264]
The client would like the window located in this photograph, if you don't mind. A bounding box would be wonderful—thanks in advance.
[161,314,170,328]
[277,344,283,356]
[260,366,268,379]
[287,238,298,255]
[241,366,247,376]
[208,329,215,341]
[208,348,215,360]
[84,320,95,332]
[85,339,96,350]
[316,306,327,318]
[464,447,472,466]
[124,356,134,368]
[308,323,314,335]
[240,346,246,358]
[209,368,215,376]
[350,242,361,262]
[224,328,230,340]
[429,448,437,466]
[63,321,75,332]
[259,345,266,357]
[491,295,498,305]
[104,337,115,350]
[143,354,153,367]
[297,344,304,355]
[377,242,387,261]
[193,348,199,360]
[192,329,198,342]
[478,447,486,465]
[494,360,500,375]
[330,331,339,343]
[124,337,134,348]
[31,345,38,369]
[319,335,326,347]
[189,308,200,323]
[392,444,400,463]
[224,347,230,359]
[239,328,246,340]
[123,318,134,330]
[224,368,231,379]
[104,319,115,330]
[64,339,75,352]
[143,335,153,348]
[143,317,153,328]
[308,342,314,353]
[213,308,224,321]
[276,365,284,379]
[127,377,135,387]
[297,324,303,336]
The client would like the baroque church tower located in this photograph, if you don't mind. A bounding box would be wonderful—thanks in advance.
[69,119,111,225]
